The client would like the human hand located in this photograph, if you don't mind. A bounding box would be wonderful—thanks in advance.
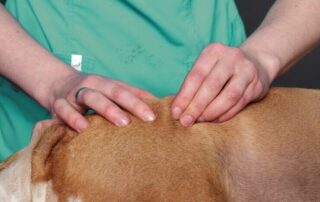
[49,72,157,132]
[171,43,274,126]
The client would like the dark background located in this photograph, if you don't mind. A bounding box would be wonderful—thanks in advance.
[236,0,320,88]
[1,0,319,88]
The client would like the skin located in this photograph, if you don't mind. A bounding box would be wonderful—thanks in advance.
[171,0,320,126]
[0,0,320,131]
[0,4,156,132]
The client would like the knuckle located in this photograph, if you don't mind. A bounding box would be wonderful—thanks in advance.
[226,89,242,102]
[230,48,244,59]
[187,102,204,116]
[175,94,191,107]
[206,77,223,90]
[192,101,205,111]
[211,42,225,50]
[109,86,126,100]
[103,105,118,117]
[203,43,225,55]
[188,70,206,83]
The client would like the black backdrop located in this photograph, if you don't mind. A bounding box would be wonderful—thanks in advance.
[236,0,320,88]
[1,0,319,88]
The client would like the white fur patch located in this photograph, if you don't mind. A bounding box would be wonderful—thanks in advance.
[0,149,31,202]
[0,185,24,202]
[32,182,48,201]
[68,196,83,202]
[31,181,59,202]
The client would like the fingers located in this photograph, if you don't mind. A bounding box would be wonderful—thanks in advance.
[51,74,157,132]
[171,44,220,119]
[76,88,131,127]
[176,59,234,126]
[172,43,268,126]
[75,86,155,126]
[197,66,255,122]
[199,75,253,122]
[52,99,89,133]
[214,86,252,123]
[96,83,156,122]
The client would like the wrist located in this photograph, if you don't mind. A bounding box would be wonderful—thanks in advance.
[240,43,282,84]
[34,64,80,111]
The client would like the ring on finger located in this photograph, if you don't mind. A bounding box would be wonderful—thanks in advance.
[75,87,89,103]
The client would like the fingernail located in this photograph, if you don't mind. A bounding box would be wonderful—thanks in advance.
[116,116,130,127]
[172,107,182,119]
[181,115,194,127]
[143,111,156,122]
[75,119,88,132]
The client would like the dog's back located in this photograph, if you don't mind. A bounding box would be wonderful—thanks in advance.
[31,88,320,201]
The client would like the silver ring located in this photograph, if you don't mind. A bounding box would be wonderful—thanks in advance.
[75,87,88,103]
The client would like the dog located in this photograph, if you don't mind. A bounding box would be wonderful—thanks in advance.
[1,87,320,202]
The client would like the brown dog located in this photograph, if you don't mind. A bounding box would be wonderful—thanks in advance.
[1,87,320,202]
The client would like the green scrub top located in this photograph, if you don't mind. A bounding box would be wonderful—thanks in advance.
[0,0,246,161]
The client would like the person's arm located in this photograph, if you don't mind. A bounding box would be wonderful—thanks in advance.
[241,0,320,79]
[171,0,320,126]
[0,5,156,132]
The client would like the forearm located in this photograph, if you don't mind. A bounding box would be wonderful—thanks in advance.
[240,0,320,83]
[0,5,77,109]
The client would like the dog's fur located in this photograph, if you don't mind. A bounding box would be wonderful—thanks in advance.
[1,87,320,202]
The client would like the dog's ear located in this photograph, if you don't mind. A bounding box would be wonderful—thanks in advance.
[31,124,77,184]
[0,152,20,172]
[0,119,59,173]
